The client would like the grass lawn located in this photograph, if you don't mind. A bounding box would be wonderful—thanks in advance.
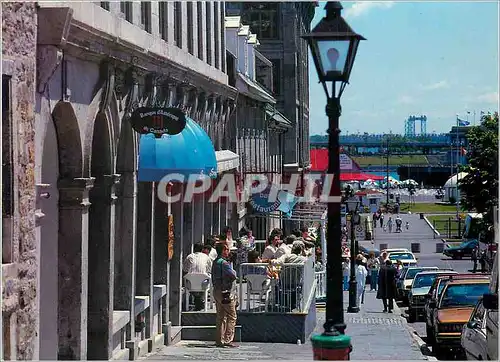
[352,155,429,167]
[426,215,464,237]
[400,203,460,213]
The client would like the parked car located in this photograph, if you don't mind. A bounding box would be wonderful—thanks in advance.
[397,266,439,304]
[425,274,490,346]
[482,254,498,360]
[461,298,488,360]
[443,239,479,260]
[381,248,409,254]
[408,270,456,322]
[387,251,418,267]
[358,245,380,258]
[430,279,490,357]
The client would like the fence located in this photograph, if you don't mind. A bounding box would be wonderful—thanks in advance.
[315,269,327,300]
[238,256,316,313]
[433,218,463,239]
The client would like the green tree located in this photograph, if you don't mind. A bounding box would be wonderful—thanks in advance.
[459,112,499,242]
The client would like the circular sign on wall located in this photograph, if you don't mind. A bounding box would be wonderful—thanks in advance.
[130,107,187,138]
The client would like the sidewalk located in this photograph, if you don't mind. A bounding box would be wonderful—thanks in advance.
[142,291,427,360]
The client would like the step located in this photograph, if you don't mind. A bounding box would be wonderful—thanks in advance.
[181,325,242,342]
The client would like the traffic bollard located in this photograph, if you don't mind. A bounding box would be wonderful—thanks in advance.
[311,333,352,360]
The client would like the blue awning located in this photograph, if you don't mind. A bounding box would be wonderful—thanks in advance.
[138,117,217,182]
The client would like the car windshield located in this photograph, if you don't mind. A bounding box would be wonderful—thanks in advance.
[413,274,437,288]
[389,253,414,260]
[406,268,423,279]
[440,283,490,308]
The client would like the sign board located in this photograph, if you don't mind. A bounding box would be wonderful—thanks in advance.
[130,107,187,138]
[355,224,365,240]
[340,154,353,170]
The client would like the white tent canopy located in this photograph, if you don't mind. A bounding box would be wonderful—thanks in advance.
[443,172,468,202]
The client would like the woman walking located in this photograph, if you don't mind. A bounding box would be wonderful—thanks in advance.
[367,252,380,291]
[377,260,397,313]
[342,258,350,291]
[355,255,368,306]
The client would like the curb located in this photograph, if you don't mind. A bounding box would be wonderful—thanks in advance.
[405,325,438,361]
[423,216,441,236]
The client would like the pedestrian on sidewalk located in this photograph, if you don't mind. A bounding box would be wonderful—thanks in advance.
[471,245,479,273]
[372,212,378,229]
[356,255,368,306]
[212,243,238,348]
[377,259,397,313]
[387,217,393,233]
[380,213,385,228]
[405,221,409,230]
[367,252,380,291]
[342,258,350,291]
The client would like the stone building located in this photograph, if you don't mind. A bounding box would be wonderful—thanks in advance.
[2,3,38,360]
[3,1,237,360]
[225,16,292,239]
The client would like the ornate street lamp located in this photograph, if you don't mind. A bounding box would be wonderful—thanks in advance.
[345,195,360,314]
[303,2,365,360]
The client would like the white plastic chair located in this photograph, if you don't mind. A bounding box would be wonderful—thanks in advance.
[245,274,271,311]
[183,273,211,312]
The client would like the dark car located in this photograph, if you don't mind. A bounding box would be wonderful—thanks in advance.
[443,239,479,260]
[358,245,380,258]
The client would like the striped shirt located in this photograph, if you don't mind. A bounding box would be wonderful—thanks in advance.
[183,252,212,276]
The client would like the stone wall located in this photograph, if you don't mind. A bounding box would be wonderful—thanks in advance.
[1,2,38,360]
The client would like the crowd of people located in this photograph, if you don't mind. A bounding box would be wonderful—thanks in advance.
[182,225,319,348]
[342,251,404,313]
[372,211,409,233]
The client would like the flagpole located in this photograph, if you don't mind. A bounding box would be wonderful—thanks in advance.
[456,116,460,219]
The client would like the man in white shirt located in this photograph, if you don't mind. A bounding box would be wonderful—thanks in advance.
[262,233,281,260]
[183,243,212,311]
[272,243,308,265]
[274,235,295,259]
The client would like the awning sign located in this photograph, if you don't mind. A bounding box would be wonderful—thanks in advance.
[249,189,299,218]
[131,107,187,138]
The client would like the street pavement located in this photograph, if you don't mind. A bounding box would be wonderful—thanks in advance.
[142,290,426,360]
[370,213,474,360]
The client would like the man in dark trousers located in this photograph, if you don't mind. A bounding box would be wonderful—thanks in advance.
[377,259,397,313]
[471,245,479,273]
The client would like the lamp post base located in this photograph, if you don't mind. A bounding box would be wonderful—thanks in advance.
[311,332,352,360]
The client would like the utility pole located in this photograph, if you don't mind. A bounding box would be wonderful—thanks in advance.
[386,136,390,206]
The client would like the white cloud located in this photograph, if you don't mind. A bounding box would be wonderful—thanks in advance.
[422,80,449,90]
[476,92,499,104]
[397,95,415,105]
[344,1,395,18]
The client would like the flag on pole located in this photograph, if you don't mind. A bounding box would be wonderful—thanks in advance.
[457,117,470,126]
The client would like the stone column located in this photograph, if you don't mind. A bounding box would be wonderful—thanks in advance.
[136,182,154,340]
[113,171,137,344]
[57,177,94,360]
[87,174,121,360]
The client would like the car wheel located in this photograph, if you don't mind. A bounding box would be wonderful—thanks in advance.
[426,325,435,345]
[433,344,446,359]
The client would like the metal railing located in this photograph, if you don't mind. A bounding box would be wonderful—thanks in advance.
[315,268,327,300]
[238,256,316,313]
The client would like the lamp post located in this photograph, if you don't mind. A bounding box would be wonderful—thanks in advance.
[345,195,360,313]
[303,2,365,360]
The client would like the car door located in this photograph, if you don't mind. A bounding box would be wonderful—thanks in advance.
[464,301,486,360]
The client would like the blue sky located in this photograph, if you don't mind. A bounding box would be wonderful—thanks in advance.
[308,1,499,135]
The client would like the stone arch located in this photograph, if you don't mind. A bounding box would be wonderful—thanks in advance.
[51,101,84,179]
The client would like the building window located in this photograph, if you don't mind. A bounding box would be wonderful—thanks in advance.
[214,2,220,69]
[241,3,279,39]
[226,51,236,87]
[120,1,133,22]
[174,2,182,48]
[141,2,152,33]
[2,75,13,264]
[100,2,110,11]
[206,2,212,65]
[270,59,281,96]
[197,2,204,60]
[187,2,194,54]
[159,1,168,41]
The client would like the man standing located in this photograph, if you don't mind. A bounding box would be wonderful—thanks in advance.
[183,243,212,311]
[262,233,281,260]
[377,259,397,313]
[471,245,479,273]
[212,243,238,348]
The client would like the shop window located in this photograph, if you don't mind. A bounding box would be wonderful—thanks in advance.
[241,3,279,40]
[187,2,194,54]
[197,2,204,60]
[141,2,152,33]
[100,2,110,11]
[270,59,281,96]
[120,1,133,22]
[174,1,182,48]
[159,1,168,41]
[206,2,213,65]
[2,75,13,263]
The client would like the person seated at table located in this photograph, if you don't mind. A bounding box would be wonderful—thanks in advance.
[300,226,316,245]
[222,226,235,249]
[262,232,281,260]
[271,243,308,266]
[275,235,295,259]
